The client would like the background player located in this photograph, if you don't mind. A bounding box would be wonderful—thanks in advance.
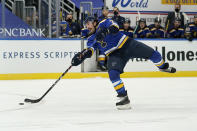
[71,17,176,110]
[119,18,134,38]
[135,18,152,38]
[149,17,165,38]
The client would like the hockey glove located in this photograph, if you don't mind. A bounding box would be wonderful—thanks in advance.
[71,49,93,66]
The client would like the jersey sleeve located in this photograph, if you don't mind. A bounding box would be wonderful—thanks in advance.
[168,29,175,38]
[86,35,98,57]
[97,19,119,31]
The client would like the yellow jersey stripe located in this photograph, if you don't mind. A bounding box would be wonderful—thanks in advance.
[105,35,128,56]
[138,30,143,33]
[169,29,175,33]
[89,47,94,56]
[178,28,184,31]
[98,57,106,61]
[114,83,124,90]
[156,60,164,67]
[151,28,156,31]
[99,19,107,25]
[118,36,129,49]
[113,24,119,29]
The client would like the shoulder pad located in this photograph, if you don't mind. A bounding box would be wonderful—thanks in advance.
[144,27,150,30]
[138,29,143,33]
[178,28,184,31]
[150,28,156,31]
[159,28,165,32]
[169,29,176,33]
[98,19,107,25]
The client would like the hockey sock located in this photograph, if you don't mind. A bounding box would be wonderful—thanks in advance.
[98,55,106,66]
[150,51,165,69]
[108,69,126,95]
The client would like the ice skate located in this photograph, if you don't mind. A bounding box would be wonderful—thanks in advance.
[159,63,176,73]
[116,92,131,110]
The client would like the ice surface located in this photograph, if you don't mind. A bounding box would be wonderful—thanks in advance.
[0,77,197,131]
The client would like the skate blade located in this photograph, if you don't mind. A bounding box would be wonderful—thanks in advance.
[160,67,176,73]
[116,103,131,110]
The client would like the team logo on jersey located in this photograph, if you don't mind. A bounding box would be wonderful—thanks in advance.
[98,41,107,48]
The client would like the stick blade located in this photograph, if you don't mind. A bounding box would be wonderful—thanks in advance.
[24,98,41,103]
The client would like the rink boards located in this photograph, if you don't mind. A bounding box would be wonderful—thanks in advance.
[0,39,197,80]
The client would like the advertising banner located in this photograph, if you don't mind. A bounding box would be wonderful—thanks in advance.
[161,0,197,5]
[0,40,81,74]
[0,39,196,75]
[124,39,197,72]
[107,0,197,27]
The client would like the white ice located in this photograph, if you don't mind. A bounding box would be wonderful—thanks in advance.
[0,77,197,131]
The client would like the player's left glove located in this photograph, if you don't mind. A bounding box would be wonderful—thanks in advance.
[95,28,109,42]
[71,49,93,66]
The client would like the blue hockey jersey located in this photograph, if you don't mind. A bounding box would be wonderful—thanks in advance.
[149,24,165,38]
[188,22,197,38]
[87,19,129,56]
[135,26,152,38]
[167,27,184,38]
[119,27,134,38]
[60,21,71,36]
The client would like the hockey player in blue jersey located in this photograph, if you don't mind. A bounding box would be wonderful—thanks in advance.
[71,17,176,110]
[81,27,107,71]
[188,15,197,38]
[149,17,165,38]
[135,18,152,38]
[167,18,184,38]
[119,18,134,38]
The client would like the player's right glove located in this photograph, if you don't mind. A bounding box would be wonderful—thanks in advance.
[71,49,93,66]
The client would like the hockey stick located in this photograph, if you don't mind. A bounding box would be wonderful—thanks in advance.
[133,11,141,36]
[24,65,72,103]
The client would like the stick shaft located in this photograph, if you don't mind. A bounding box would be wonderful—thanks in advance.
[37,65,72,101]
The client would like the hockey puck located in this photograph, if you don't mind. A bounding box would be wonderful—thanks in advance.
[19,102,24,105]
